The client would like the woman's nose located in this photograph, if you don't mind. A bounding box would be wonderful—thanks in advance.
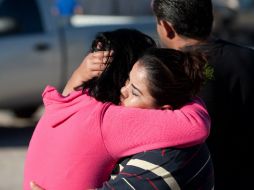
[120,85,128,99]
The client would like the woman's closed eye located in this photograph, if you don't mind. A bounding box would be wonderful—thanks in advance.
[131,84,143,96]
[131,89,139,96]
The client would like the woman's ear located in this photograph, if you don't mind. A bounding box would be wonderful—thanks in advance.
[161,20,175,39]
[160,104,173,110]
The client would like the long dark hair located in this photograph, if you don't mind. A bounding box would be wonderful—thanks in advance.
[138,48,208,109]
[78,29,156,104]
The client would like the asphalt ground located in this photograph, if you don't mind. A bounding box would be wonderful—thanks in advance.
[0,110,41,190]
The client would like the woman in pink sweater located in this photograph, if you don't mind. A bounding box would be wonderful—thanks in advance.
[24,29,210,190]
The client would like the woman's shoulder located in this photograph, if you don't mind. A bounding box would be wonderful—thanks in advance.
[42,85,90,105]
[41,85,112,113]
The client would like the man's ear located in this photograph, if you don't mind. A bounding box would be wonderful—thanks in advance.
[161,20,175,39]
[160,104,173,110]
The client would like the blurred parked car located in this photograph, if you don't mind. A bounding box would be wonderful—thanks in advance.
[0,0,156,117]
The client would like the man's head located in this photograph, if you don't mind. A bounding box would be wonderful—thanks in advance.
[152,0,214,48]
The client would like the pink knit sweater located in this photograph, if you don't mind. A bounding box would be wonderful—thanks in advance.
[23,86,210,190]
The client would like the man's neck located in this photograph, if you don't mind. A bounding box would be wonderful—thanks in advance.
[170,35,211,50]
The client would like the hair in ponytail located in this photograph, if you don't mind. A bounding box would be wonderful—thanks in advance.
[138,48,213,109]
[182,51,208,95]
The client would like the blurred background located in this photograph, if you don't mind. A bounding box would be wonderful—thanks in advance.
[0,0,254,189]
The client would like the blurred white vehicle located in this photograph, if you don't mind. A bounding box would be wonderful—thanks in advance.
[0,0,156,117]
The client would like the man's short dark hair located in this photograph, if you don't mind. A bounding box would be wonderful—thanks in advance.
[152,0,214,40]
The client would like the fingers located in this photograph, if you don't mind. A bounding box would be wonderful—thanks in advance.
[86,59,106,72]
[92,50,113,64]
[87,51,113,72]
[30,181,45,190]
[92,70,103,77]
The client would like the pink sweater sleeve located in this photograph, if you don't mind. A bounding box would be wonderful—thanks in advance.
[101,98,210,160]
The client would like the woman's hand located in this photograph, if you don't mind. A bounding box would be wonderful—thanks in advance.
[76,51,110,81]
[62,51,111,96]
[30,181,44,190]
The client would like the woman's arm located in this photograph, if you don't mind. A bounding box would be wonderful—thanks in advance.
[43,85,210,164]
[101,98,210,159]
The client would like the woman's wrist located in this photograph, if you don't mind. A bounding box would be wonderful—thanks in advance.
[62,69,86,96]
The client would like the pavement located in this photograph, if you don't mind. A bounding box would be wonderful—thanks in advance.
[0,147,28,190]
[0,109,42,190]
